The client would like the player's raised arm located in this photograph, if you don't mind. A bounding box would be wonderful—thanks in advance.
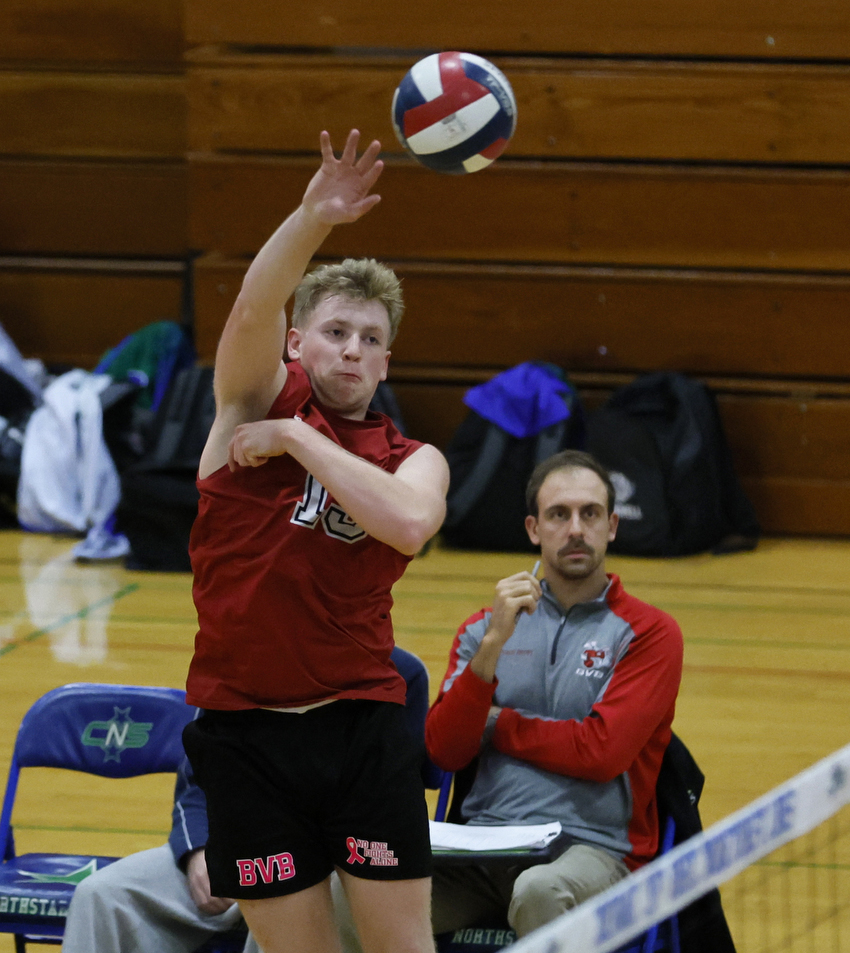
[212,130,384,422]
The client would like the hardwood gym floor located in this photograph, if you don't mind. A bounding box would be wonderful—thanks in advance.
[1,529,849,950]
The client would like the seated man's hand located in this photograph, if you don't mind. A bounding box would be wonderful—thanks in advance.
[489,570,542,640]
[186,849,235,915]
[481,705,502,750]
[472,571,542,683]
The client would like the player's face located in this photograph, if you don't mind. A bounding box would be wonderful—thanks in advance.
[287,295,391,418]
[525,467,618,583]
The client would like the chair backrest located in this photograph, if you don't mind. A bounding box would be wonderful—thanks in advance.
[435,758,478,823]
[390,646,445,790]
[1,683,194,859]
[13,683,192,776]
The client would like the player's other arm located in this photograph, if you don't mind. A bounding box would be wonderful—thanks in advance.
[200,131,384,475]
[287,421,445,554]
[228,415,447,553]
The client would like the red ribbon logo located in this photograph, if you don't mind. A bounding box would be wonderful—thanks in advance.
[346,836,366,864]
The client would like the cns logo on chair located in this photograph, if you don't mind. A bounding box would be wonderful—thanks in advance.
[80,707,153,762]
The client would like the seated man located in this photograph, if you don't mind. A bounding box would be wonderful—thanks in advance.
[425,449,684,938]
[62,646,433,953]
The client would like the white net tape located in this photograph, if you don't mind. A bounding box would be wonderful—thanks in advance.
[508,742,850,953]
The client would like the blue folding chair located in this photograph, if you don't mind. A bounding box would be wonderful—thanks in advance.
[613,814,680,953]
[0,683,196,951]
[433,768,680,953]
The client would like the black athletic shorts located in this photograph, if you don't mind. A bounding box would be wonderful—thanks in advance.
[182,699,433,899]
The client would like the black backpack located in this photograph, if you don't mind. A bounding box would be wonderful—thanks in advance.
[586,372,760,557]
[117,365,216,571]
[442,363,586,552]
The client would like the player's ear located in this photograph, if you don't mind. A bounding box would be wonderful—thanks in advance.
[525,515,540,546]
[287,325,303,359]
[608,511,619,542]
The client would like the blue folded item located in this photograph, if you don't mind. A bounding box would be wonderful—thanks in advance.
[463,362,574,439]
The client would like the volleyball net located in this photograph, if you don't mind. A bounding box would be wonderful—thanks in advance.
[508,742,850,953]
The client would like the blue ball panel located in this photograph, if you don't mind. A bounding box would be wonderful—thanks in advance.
[461,59,516,129]
[409,112,511,174]
[393,72,430,145]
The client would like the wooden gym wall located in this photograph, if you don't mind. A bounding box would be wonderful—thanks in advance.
[2,1,850,535]
[0,0,187,368]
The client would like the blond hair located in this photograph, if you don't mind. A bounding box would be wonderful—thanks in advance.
[292,258,404,344]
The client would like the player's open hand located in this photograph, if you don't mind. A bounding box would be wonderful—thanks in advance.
[303,129,384,226]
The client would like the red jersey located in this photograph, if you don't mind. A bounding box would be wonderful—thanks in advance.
[186,363,424,710]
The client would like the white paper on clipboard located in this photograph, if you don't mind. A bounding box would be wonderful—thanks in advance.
[429,820,562,852]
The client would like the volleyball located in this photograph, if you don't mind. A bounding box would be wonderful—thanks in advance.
[391,52,517,175]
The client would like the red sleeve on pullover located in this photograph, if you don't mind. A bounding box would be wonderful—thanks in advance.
[492,598,682,783]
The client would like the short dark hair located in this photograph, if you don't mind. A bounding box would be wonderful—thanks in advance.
[525,450,616,517]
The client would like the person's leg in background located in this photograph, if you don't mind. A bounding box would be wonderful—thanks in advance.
[508,844,629,936]
[61,843,244,953]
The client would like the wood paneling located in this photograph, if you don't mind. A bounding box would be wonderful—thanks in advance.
[188,156,850,270]
[187,55,850,165]
[191,255,241,362]
[184,0,850,60]
[0,0,842,537]
[391,381,468,452]
[192,257,850,380]
[392,378,850,450]
[720,394,850,482]
[0,72,185,159]
[390,266,850,380]
[739,478,850,535]
[0,160,187,256]
[0,0,183,66]
[0,268,185,368]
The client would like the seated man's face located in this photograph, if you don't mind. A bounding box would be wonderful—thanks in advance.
[525,467,618,582]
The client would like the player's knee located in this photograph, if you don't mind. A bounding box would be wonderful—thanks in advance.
[508,865,578,936]
[68,867,126,915]
[65,871,102,918]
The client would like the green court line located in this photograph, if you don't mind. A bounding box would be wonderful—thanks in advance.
[0,584,140,657]
[0,610,194,626]
[96,615,197,626]
[750,859,850,872]
[0,574,191,593]
[15,823,168,837]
